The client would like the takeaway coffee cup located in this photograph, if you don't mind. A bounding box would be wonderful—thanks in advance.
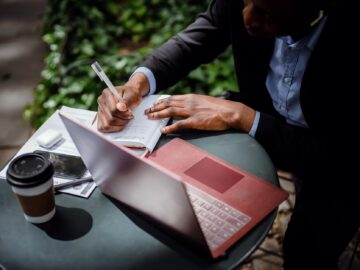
[6,153,56,223]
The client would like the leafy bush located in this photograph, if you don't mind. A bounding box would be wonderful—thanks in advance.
[25,0,237,128]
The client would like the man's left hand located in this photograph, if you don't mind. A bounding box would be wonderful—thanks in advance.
[144,94,256,134]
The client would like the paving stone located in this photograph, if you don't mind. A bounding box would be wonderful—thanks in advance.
[237,262,254,270]
[338,230,360,270]
[252,256,283,270]
[0,148,19,168]
[339,250,360,270]
[277,170,295,181]
[0,0,46,146]
[0,94,33,146]
[279,177,296,194]
[288,193,296,208]
[278,199,291,213]
[260,235,283,253]
[237,239,283,270]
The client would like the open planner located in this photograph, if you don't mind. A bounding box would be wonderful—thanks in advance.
[60,94,170,153]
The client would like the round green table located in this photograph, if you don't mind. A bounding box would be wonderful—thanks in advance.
[0,131,279,270]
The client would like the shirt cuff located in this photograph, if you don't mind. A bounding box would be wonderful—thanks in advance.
[248,111,260,137]
[130,67,156,95]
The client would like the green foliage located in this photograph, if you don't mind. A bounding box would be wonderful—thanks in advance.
[26,0,237,128]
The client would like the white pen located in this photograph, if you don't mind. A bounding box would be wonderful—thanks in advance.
[91,61,123,101]
[91,61,132,125]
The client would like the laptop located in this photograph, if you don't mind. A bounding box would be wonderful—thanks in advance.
[59,112,288,259]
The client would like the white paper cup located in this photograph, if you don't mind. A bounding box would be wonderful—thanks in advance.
[6,153,56,223]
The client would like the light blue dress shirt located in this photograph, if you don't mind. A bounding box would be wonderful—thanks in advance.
[131,17,327,137]
[249,18,327,136]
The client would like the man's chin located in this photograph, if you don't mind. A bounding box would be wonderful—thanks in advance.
[245,27,269,38]
[247,31,268,38]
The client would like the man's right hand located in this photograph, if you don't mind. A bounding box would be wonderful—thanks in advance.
[96,72,150,132]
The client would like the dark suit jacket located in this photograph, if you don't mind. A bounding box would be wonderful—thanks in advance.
[143,0,356,192]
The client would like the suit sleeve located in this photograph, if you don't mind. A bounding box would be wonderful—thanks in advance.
[254,113,330,173]
[142,0,231,91]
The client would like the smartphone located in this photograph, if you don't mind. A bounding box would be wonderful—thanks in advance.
[33,150,88,179]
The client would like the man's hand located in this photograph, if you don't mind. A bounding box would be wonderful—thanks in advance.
[144,94,256,134]
[97,73,149,132]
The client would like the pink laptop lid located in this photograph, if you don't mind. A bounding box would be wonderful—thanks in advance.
[148,138,289,258]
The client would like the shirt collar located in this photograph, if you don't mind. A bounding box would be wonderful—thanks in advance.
[279,16,328,51]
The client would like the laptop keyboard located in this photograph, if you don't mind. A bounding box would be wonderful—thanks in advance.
[187,186,251,251]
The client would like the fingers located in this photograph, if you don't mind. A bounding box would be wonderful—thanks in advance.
[155,95,186,106]
[97,114,129,132]
[144,96,186,118]
[99,102,131,125]
[98,88,117,112]
[97,113,125,132]
[117,86,142,111]
[97,104,130,132]
[98,92,133,119]
[161,119,193,134]
[147,107,189,119]
[97,88,134,132]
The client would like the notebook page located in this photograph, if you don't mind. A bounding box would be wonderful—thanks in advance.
[101,95,169,150]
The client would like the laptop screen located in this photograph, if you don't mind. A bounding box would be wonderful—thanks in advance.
[59,112,210,254]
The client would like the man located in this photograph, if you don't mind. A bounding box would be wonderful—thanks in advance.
[97,0,358,269]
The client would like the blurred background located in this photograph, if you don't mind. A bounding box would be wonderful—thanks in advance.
[0,0,46,166]
[0,1,358,269]
[0,0,237,169]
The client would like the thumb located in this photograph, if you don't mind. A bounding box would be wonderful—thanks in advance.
[116,88,141,111]
[116,101,128,112]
